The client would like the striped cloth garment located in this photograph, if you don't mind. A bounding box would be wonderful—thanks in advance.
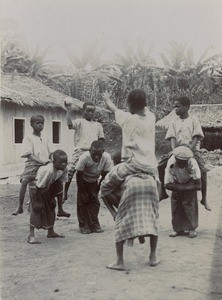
[114,173,159,245]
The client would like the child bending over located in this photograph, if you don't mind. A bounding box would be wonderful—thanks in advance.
[165,146,201,238]
[75,140,113,234]
[28,150,70,244]
[159,96,210,211]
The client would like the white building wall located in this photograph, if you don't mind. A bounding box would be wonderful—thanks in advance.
[0,102,81,176]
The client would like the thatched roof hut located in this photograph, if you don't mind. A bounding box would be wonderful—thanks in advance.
[1,74,84,111]
[156,104,222,129]
[0,74,111,177]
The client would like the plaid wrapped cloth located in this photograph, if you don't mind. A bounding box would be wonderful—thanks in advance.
[114,173,159,245]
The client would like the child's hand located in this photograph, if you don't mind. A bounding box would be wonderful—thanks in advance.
[102,91,111,102]
[64,98,72,109]
[102,91,117,112]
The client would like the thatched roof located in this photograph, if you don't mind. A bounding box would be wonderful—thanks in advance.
[1,74,83,111]
[156,104,222,129]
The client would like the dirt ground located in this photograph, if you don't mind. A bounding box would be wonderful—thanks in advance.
[0,166,222,300]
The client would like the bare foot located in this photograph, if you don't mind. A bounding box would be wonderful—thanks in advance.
[91,226,103,233]
[169,231,185,237]
[12,208,23,215]
[188,230,197,238]
[159,190,169,201]
[106,262,129,271]
[138,236,145,244]
[57,210,70,218]
[47,232,65,238]
[200,200,211,211]
[27,235,41,244]
[148,255,160,267]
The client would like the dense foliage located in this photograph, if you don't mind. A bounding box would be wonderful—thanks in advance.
[1,31,222,120]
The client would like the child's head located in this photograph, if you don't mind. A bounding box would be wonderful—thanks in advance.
[127,89,147,114]
[173,145,193,169]
[30,115,45,132]
[89,140,104,163]
[174,96,190,118]
[82,102,96,121]
[53,150,68,171]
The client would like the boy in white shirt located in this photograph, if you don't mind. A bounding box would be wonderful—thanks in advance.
[165,96,210,211]
[13,115,53,216]
[64,101,105,200]
[100,89,158,199]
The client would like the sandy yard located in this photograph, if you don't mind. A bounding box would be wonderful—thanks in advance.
[0,166,222,300]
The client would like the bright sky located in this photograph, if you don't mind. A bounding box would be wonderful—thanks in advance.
[1,0,222,66]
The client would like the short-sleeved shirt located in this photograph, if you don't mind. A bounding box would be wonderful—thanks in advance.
[165,115,204,150]
[164,155,201,184]
[76,151,113,183]
[70,118,104,150]
[35,163,68,190]
[21,133,54,167]
[115,108,157,169]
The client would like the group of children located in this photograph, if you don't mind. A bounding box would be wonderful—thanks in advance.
[12,89,210,268]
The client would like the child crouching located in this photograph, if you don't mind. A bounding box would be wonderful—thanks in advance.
[75,140,113,234]
[28,150,70,244]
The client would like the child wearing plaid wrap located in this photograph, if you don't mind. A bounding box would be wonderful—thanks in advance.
[102,169,160,270]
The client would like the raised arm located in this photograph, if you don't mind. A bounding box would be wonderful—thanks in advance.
[103,91,118,113]
[64,100,73,129]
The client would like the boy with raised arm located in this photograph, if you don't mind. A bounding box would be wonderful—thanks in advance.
[100,89,159,199]
[64,100,105,201]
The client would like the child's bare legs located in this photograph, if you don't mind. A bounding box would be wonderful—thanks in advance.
[57,194,71,218]
[63,170,75,201]
[63,181,71,201]
[200,171,211,211]
[107,241,126,271]
[12,179,29,215]
[148,235,160,266]
[47,227,65,238]
[27,225,41,244]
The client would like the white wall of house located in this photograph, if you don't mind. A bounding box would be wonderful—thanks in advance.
[0,101,81,169]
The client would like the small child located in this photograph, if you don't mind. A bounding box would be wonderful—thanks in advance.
[100,89,158,199]
[164,146,201,238]
[28,150,69,244]
[75,140,113,234]
[64,100,105,200]
[13,115,53,216]
[165,96,210,211]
